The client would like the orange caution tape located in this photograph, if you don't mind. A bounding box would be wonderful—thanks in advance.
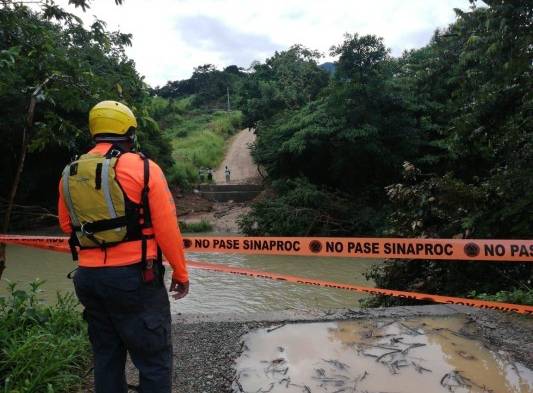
[182,236,533,262]
[1,234,532,315]
[0,235,69,252]
[1,234,533,262]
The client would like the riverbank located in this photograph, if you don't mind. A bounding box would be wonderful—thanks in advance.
[179,198,251,233]
[111,305,533,393]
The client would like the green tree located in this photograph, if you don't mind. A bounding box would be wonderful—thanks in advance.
[331,33,391,82]
[236,45,329,128]
[0,2,174,278]
[242,1,532,305]
[367,1,533,304]
[244,35,419,236]
[156,64,246,109]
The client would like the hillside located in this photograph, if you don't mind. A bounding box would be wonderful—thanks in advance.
[147,96,243,188]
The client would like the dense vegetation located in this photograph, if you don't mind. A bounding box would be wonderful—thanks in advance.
[156,1,533,304]
[0,1,243,235]
[236,1,532,304]
[0,281,90,392]
[0,2,175,237]
[156,64,245,110]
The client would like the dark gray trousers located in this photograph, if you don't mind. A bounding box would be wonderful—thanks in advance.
[73,263,172,393]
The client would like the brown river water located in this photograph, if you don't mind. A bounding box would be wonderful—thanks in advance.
[234,316,533,393]
[1,244,377,314]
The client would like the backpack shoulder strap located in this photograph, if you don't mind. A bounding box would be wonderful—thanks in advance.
[62,159,82,261]
[138,152,153,266]
[140,152,152,227]
[137,152,163,266]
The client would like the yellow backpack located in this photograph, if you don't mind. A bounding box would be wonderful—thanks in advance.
[61,145,151,260]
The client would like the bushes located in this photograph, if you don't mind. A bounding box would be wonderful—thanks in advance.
[208,111,243,137]
[469,289,533,306]
[0,280,90,392]
[239,178,386,236]
[172,130,225,188]
[179,219,213,233]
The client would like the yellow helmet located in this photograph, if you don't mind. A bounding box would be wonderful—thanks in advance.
[89,101,137,137]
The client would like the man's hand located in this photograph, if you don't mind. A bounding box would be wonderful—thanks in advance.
[169,279,189,300]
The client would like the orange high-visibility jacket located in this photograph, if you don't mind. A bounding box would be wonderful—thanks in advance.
[58,143,189,283]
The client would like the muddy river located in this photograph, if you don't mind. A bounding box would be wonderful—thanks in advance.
[234,316,533,393]
[1,244,378,314]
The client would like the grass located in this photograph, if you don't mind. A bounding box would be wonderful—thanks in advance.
[148,96,244,188]
[173,129,225,168]
[179,219,213,233]
[0,280,90,393]
[164,107,243,188]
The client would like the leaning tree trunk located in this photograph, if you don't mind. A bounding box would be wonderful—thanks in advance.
[0,76,54,279]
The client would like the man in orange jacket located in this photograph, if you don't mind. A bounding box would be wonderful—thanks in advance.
[58,101,188,393]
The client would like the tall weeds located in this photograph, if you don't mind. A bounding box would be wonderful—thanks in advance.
[169,110,243,188]
[0,280,90,393]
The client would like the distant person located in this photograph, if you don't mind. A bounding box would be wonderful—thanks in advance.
[225,165,231,183]
[58,100,189,393]
[207,167,213,182]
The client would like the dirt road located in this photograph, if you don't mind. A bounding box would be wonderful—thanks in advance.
[214,128,261,184]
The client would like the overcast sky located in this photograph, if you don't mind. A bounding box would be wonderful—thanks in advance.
[56,0,472,87]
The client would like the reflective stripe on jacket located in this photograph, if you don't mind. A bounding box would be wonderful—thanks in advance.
[58,143,189,283]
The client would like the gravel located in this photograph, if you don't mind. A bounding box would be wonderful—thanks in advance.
[105,305,533,393]
[170,322,255,393]
[463,310,533,369]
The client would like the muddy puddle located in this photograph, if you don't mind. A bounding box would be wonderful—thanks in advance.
[233,316,533,393]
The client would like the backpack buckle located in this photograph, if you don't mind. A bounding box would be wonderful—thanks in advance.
[109,148,121,158]
[81,223,93,236]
